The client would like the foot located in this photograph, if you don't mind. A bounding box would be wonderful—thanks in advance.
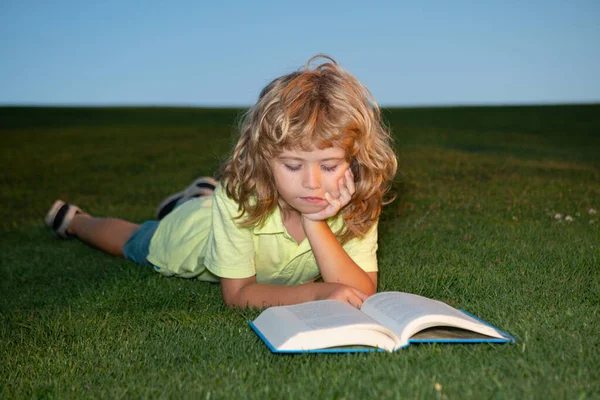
[45,200,86,239]
[156,177,218,220]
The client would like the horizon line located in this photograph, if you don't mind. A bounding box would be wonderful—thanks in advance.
[1,100,599,109]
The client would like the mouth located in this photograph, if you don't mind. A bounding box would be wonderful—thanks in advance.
[299,196,325,204]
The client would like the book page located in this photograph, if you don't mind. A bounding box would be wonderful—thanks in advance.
[252,300,398,351]
[285,299,376,330]
[361,292,504,347]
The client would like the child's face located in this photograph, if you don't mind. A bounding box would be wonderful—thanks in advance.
[270,146,351,215]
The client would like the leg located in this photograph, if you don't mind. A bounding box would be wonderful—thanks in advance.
[68,214,140,257]
[156,176,218,219]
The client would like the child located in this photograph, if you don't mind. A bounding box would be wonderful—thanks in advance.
[45,55,397,309]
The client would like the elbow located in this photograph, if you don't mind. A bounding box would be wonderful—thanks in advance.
[359,274,377,297]
[222,291,243,308]
[220,277,256,308]
[223,297,237,308]
[364,282,377,297]
[364,271,378,297]
[343,280,376,297]
[222,288,256,309]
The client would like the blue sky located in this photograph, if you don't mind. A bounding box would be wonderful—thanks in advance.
[1,0,599,106]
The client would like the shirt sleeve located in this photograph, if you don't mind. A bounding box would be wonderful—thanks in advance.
[343,222,379,272]
[203,186,256,279]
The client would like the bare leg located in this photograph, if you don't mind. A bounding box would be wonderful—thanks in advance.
[68,214,140,257]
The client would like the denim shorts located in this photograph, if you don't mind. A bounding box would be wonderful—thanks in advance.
[122,220,159,266]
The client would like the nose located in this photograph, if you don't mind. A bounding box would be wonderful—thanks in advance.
[302,165,321,190]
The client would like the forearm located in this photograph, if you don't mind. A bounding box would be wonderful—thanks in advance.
[302,218,376,295]
[227,281,328,308]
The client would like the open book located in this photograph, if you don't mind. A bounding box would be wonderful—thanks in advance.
[249,291,515,353]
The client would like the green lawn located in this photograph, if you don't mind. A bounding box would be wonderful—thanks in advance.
[1,105,598,399]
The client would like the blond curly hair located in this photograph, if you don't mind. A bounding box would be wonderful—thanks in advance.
[220,55,397,244]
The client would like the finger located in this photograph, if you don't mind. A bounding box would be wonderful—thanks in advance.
[348,293,363,309]
[324,192,342,211]
[345,169,356,195]
[351,288,369,301]
[338,178,352,203]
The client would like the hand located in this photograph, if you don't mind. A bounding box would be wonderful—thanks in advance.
[302,169,355,221]
[316,283,368,309]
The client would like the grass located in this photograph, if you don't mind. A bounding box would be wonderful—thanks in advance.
[1,105,599,399]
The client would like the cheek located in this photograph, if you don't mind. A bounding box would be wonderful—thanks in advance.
[324,171,344,193]
[273,168,297,194]
[272,166,288,183]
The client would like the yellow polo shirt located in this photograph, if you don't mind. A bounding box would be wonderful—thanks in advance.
[147,184,378,285]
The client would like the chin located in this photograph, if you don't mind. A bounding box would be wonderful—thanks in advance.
[292,202,328,215]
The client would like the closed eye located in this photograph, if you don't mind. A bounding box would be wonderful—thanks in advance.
[283,163,340,172]
[284,164,301,171]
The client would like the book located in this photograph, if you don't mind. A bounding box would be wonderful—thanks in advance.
[249,291,515,353]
